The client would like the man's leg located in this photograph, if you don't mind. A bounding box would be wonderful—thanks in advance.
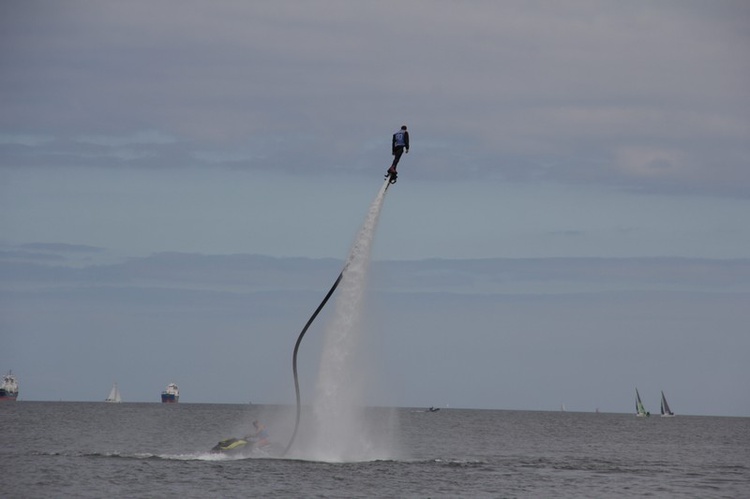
[389,147,404,172]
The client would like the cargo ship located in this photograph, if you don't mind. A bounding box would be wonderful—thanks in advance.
[161,382,179,403]
[0,371,19,401]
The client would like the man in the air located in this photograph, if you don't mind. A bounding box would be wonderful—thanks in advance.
[387,125,409,177]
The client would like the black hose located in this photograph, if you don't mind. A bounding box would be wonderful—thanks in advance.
[283,269,345,456]
[282,177,393,457]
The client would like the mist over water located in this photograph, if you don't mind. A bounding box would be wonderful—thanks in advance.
[301,181,397,462]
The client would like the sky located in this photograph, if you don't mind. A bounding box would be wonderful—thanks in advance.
[1,1,749,416]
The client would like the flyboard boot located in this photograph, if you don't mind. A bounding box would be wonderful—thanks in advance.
[385,166,398,184]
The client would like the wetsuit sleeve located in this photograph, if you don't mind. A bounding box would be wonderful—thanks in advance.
[405,131,410,150]
[392,134,396,153]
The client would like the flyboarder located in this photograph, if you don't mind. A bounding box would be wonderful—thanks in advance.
[387,125,409,180]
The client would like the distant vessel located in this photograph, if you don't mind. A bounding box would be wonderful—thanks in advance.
[635,388,650,417]
[660,390,675,417]
[106,382,122,403]
[161,382,179,403]
[0,371,19,401]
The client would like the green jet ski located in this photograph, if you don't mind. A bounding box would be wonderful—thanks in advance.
[210,436,253,455]
[210,436,283,457]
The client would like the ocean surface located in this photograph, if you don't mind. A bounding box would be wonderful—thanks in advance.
[1,402,748,498]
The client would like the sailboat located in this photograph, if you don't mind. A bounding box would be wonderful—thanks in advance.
[660,390,675,417]
[106,382,122,403]
[635,388,650,417]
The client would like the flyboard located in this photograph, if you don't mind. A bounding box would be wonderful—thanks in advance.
[283,172,395,456]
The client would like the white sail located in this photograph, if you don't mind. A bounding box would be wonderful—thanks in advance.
[106,382,122,403]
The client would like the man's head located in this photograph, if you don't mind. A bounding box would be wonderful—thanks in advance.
[401,125,407,130]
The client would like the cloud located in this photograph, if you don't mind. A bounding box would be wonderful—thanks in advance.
[75,130,178,147]
[19,242,105,254]
[615,146,688,177]
[1,1,748,196]
[0,134,55,146]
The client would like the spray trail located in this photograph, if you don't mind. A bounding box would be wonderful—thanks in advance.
[285,179,393,462]
[308,181,390,462]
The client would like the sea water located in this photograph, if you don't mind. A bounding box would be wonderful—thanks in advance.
[1,402,748,498]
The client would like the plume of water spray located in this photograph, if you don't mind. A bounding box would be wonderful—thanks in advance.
[304,182,394,462]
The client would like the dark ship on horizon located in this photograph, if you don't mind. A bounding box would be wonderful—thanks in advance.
[0,371,19,401]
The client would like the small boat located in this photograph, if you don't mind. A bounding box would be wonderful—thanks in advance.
[105,382,122,403]
[635,388,650,417]
[0,370,19,401]
[660,390,675,417]
[161,382,179,403]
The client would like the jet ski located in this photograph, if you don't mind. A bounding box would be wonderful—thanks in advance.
[210,436,254,455]
[210,436,283,457]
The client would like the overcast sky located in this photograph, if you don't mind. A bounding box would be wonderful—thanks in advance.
[1,1,748,416]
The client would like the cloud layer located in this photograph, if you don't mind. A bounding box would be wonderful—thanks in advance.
[2,1,749,195]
